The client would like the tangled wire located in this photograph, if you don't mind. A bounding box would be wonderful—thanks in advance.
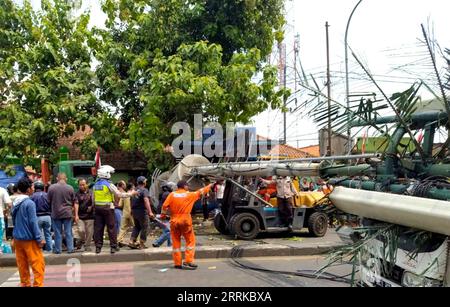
[412,176,450,198]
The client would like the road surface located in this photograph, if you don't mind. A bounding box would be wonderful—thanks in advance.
[0,255,353,287]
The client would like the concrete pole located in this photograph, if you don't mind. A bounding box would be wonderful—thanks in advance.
[326,22,332,156]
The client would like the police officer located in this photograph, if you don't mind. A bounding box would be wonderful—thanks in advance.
[93,165,138,254]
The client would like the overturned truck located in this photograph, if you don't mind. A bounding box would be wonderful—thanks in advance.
[326,111,450,287]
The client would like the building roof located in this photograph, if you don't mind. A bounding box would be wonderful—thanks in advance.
[257,135,270,141]
[298,145,320,158]
[261,144,312,160]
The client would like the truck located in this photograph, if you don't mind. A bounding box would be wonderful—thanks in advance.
[51,160,96,190]
[326,110,450,287]
[337,223,449,287]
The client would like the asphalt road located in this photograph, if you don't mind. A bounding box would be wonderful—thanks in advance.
[0,256,353,287]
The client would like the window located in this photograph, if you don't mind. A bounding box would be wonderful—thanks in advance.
[73,166,94,178]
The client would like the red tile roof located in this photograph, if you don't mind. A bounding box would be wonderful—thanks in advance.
[261,144,312,160]
[298,145,320,158]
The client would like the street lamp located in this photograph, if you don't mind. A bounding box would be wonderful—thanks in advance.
[345,0,364,153]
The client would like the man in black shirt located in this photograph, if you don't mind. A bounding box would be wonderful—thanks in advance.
[75,179,94,252]
[129,176,154,249]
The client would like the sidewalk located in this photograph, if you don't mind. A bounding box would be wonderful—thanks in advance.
[0,219,345,267]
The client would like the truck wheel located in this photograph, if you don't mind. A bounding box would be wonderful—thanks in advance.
[308,212,328,237]
[213,212,229,235]
[230,213,260,240]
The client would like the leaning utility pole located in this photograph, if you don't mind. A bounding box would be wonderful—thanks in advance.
[326,22,332,156]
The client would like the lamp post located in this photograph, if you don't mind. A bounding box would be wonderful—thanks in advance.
[345,0,364,153]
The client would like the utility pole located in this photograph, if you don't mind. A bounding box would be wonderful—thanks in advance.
[294,34,299,98]
[294,34,299,148]
[283,64,287,145]
[326,22,332,156]
[278,41,287,145]
[345,0,364,153]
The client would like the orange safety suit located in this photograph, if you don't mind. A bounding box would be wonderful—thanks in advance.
[322,184,333,195]
[14,240,45,287]
[161,185,211,266]
[257,182,277,202]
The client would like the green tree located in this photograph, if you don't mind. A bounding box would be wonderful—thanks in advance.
[96,0,287,168]
[123,41,284,168]
[0,0,103,163]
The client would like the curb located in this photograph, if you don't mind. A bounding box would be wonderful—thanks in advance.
[0,243,343,267]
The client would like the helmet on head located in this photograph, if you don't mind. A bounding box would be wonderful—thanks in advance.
[7,183,17,195]
[97,165,115,180]
[162,181,176,192]
[34,181,45,191]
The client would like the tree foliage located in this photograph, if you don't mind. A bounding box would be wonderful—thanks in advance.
[0,0,287,169]
[122,41,285,168]
[0,0,101,163]
[96,0,287,167]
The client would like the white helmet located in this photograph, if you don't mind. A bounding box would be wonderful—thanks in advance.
[97,165,115,179]
[163,181,177,192]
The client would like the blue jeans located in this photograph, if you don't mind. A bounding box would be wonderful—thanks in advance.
[38,216,52,252]
[52,218,73,253]
[0,218,4,248]
[114,209,123,235]
[154,227,171,247]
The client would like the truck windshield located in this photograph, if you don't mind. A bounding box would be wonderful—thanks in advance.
[73,166,94,178]
[377,228,446,253]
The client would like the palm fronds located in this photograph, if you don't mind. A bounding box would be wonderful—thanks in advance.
[421,24,450,116]
[351,49,426,160]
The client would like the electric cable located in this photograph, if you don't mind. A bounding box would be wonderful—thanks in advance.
[229,244,356,285]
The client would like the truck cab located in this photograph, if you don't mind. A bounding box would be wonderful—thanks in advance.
[359,232,447,287]
[339,222,449,287]
[52,160,96,191]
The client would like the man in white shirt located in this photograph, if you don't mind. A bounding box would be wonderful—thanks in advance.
[260,176,299,231]
[215,180,225,206]
[0,187,12,252]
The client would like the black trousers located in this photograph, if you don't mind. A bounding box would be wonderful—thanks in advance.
[202,198,209,220]
[94,206,117,248]
[131,211,149,243]
[277,197,294,226]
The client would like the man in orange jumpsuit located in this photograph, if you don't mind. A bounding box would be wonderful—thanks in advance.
[161,180,211,270]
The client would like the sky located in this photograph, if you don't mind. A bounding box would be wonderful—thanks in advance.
[253,0,450,148]
[26,0,450,148]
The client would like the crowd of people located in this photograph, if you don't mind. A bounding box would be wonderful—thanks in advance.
[0,164,330,287]
[3,171,177,256]
[0,164,225,286]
